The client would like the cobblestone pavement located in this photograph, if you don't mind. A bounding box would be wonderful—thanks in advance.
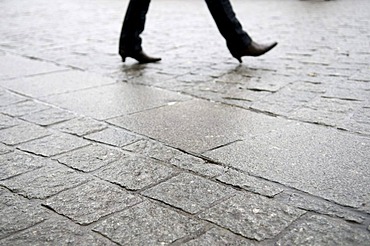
[0,0,370,245]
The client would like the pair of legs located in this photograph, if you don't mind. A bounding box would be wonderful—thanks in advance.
[119,0,277,63]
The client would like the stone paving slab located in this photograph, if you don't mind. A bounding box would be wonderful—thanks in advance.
[142,173,235,214]
[85,126,142,148]
[43,82,192,120]
[0,123,51,146]
[275,191,366,224]
[217,170,284,198]
[0,143,12,155]
[109,99,287,153]
[0,164,91,199]
[94,156,178,191]
[20,107,76,126]
[0,219,117,246]
[0,151,49,181]
[54,144,126,173]
[50,117,107,137]
[17,133,90,157]
[199,193,306,241]
[0,100,50,117]
[0,90,27,107]
[44,180,142,225]
[276,214,370,246]
[183,227,257,246]
[93,201,205,245]
[0,70,117,98]
[123,139,228,178]
[0,187,49,239]
[204,121,370,209]
[0,53,65,80]
[0,113,21,130]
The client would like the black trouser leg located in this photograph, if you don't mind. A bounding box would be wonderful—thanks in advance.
[205,0,252,56]
[119,0,151,55]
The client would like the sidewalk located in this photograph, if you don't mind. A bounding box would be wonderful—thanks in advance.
[0,0,369,245]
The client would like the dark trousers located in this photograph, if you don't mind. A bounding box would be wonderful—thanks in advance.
[119,0,252,56]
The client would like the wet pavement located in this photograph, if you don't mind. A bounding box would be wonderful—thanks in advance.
[0,0,370,245]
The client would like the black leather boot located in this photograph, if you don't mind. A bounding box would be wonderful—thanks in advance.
[233,41,278,63]
[120,50,161,64]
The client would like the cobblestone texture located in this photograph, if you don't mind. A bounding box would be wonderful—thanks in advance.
[18,133,90,157]
[183,227,256,246]
[0,219,117,246]
[44,180,142,225]
[50,117,107,137]
[20,107,76,126]
[217,170,284,198]
[124,139,228,177]
[54,144,125,172]
[142,173,235,214]
[84,127,142,148]
[0,123,51,145]
[276,214,370,246]
[0,100,50,117]
[0,151,49,181]
[0,188,48,239]
[93,201,204,245]
[199,193,306,241]
[0,113,21,130]
[0,0,369,244]
[0,165,90,199]
[94,156,178,190]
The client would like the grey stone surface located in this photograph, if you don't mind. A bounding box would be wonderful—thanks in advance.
[276,214,370,246]
[276,191,366,224]
[184,227,256,246]
[44,82,191,120]
[123,139,183,162]
[217,170,284,198]
[85,127,142,148]
[51,117,107,136]
[0,53,64,80]
[0,113,20,130]
[0,90,27,107]
[0,0,369,244]
[93,201,204,245]
[20,107,76,126]
[18,133,90,157]
[0,123,50,145]
[0,151,48,180]
[109,99,284,153]
[44,180,142,225]
[169,152,228,178]
[199,193,305,241]
[142,173,235,214]
[0,70,116,98]
[0,219,116,246]
[0,100,50,117]
[0,143,12,155]
[0,165,90,199]
[94,156,177,190]
[0,187,48,239]
[205,121,370,209]
[124,139,227,178]
[54,144,125,172]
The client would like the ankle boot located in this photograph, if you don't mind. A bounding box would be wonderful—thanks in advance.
[120,50,161,64]
[233,41,278,63]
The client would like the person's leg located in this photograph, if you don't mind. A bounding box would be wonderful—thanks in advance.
[205,0,251,55]
[205,0,277,62]
[119,0,161,63]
